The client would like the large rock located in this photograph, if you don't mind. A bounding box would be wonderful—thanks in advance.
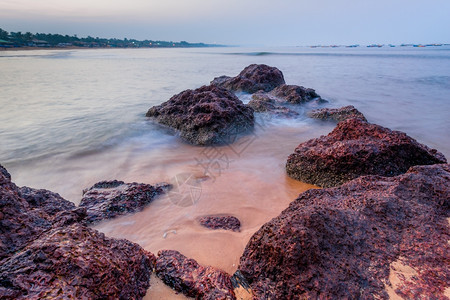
[146,85,254,145]
[0,165,155,299]
[211,64,285,93]
[0,223,154,299]
[239,164,450,299]
[308,105,367,122]
[270,84,321,104]
[80,180,170,224]
[286,118,447,187]
[156,250,236,299]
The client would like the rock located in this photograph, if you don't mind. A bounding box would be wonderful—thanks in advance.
[239,164,450,299]
[308,105,367,122]
[0,223,154,299]
[0,164,155,299]
[146,85,254,145]
[156,250,236,300]
[0,165,84,261]
[247,92,298,117]
[80,180,170,224]
[270,84,321,104]
[198,215,241,232]
[211,64,285,93]
[286,118,447,187]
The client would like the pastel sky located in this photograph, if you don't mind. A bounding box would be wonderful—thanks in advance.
[1,0,449,45]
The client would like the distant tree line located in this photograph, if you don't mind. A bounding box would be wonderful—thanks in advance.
[0,27,214,48]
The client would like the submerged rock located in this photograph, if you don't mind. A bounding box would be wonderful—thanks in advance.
[0,223,154,299]
[211,64,285,93]
[198,215,241,232]
[156,250,236,299]
[239,164,450,299]
[308,105,367,122]
[270,84,321,104]
[146,85,254,145]
[80,180,170,224]
[0,164,155,299]
[286,118,447,187]
[247,92,298,117]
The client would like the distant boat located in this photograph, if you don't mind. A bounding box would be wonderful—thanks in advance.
[367,44,383,48]
[346,44,359,48]
[413,44,426,47]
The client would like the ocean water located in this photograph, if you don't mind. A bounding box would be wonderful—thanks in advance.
[1,46,449,298]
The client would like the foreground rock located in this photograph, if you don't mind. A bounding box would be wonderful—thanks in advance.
[0,223,154,299]
[146,85,254,145]
[286,118,447,187]
[308,105,367,122]
[199,215,241,232]
[211,64,285,93]
[80,180,170,224]
[239,164,450,299]
[156,250,236,299]
[0,165,154,299]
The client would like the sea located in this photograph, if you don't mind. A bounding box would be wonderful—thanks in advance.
[1,46,449,298]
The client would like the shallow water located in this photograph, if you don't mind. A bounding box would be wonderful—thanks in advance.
[1,46,449,298]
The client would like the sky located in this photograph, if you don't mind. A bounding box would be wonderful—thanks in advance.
[1,0,449,46]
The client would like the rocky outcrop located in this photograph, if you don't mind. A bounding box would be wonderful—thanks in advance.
[239,164,450,299]
[199,215,241,232]
[0,164,154,299]
[286,118,447,187]
[308,105,367,122]
[80,180,170,224]
[211,64,285,93]
[0,223,154,299]
[156,250,236,299]
[270,84,321,104]
[247,92,298,117]
[146,85,254,145]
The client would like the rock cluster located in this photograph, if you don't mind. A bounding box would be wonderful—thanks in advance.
[239,163,450,299]
[0,165,154,299]
[286,118,447,187]
[308,105,367,122]
[199,215,241,232]
[146,84,254,145]
[156,250,236,299]
[80,180,170,224]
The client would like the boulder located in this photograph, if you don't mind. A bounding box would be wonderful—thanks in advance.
[270,84,321,104]
[286,118,447,187]
[0,164,155,299]
[146,85,254,145]
[247,92,298,117]
[239,164,450,299]
[0,223,154,299]
[156,250,236,299]
[198,215,241,232]
[308,105,367,122]
[211,64,285,93]
[80,180,170,224]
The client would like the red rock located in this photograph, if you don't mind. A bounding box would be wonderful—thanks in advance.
[146,85,254,145]
[239,164,450,299]
[0,165,155,299]
[156,250,236,299]
[211,64,285,93]
[199,215,241,232]
[308,105,367,122]
[286,118,447,187]
[80,180,170,224]
[0,223,154,299]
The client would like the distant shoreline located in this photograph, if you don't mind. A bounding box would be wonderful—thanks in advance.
[0,45,221,51]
